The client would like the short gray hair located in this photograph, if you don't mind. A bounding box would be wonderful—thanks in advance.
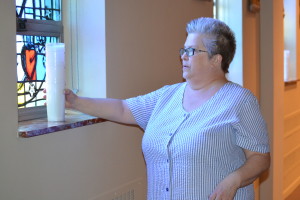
[186,17,236,73]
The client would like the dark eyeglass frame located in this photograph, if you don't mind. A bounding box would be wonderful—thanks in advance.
[179,47,207,57]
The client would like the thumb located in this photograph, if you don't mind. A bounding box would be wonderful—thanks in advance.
[64,89,72,95]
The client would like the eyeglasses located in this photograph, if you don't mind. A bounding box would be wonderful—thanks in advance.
[179,47,207,57]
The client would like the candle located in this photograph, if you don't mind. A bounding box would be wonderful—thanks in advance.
[46,43,66,121]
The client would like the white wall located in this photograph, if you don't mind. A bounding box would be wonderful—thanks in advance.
[283,0,298,82]
[0,1,212,200]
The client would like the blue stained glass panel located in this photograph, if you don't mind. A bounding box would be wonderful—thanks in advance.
[16,0,61,21]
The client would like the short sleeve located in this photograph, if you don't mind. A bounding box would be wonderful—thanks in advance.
[233,97,270,153]
[125,85,169,130]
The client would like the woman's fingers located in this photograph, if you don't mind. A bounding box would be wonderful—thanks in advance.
[43,88,75,108]
[64,89,72,95]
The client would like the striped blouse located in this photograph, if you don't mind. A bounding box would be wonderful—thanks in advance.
[125,82,270,200]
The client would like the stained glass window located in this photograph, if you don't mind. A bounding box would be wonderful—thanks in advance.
[16,0,62,111]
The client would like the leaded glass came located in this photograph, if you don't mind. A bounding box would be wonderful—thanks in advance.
[16,0,61,21]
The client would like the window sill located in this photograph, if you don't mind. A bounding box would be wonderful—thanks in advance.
[18,111,106,138]
[284,79,300,86]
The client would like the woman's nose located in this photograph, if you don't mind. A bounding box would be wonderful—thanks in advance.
[181,52,188,60]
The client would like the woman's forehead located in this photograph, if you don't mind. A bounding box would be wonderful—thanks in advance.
[184,33,205,48]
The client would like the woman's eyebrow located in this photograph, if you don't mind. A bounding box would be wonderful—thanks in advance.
[184,45,199,49]
[184,45,197,49]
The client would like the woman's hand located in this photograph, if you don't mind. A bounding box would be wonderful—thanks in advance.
[209,173,240,200]
[43,89,78,109]
[64,89,78,109]
[209,149,270,200]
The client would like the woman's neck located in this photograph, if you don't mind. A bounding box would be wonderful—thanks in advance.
[186,76,228,92]
[183,77,228,112]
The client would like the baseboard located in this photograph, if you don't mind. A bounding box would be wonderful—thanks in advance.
[88,177,146,200]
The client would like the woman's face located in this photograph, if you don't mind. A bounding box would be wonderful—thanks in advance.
[181,33,213,82]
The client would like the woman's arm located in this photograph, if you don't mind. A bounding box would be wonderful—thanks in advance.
[65,89,137,125]
[209,149,271,200]
[235,149,270,187]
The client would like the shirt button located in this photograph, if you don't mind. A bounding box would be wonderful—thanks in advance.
[166,188,169,192]
[169,133,172,136]
[184,113,190,118]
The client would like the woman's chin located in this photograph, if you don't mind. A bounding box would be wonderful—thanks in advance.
[182,72,189,80]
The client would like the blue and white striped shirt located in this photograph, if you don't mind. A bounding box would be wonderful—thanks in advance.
[126,82,270,200]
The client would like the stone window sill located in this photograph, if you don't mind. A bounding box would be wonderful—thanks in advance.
[18,111,106,138]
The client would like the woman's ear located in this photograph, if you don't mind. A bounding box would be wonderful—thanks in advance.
[212,54,222,66]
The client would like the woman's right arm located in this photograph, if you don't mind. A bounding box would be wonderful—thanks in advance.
[65,89,137,125]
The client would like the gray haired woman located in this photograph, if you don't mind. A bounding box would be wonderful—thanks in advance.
[62,17,270,200]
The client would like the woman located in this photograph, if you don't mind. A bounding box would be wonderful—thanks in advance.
[62,17,270,200]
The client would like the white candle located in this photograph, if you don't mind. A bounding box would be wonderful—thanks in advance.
[46,43,66,121]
